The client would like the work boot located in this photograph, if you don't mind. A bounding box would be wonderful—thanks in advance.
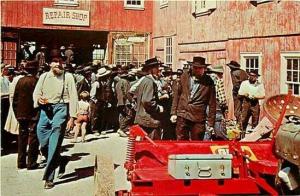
[44,181,54,189]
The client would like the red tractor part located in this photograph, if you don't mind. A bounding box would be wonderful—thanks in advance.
[122,92,297,195]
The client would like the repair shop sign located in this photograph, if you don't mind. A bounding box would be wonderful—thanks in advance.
[43,8,89,26]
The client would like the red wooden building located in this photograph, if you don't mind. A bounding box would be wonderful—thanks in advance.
[152,0,300,117]
[1,0,153,66]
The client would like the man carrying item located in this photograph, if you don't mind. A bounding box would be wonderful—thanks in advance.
[33,57,78,189]
[13,60,40,169]
[226,60,248,124]
[238,70,265,138]
[171,57,216,140]
[134,57,164,140]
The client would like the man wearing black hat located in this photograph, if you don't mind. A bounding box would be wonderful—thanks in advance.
[171,57,216,140]
[134,57,164,139]
[238,70,265,138]
[226,61,248,124]
[13,60,40,169]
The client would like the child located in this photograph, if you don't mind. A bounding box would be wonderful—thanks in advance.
[72,91,90,143]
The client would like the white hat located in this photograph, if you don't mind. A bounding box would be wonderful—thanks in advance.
[96,67,111,78]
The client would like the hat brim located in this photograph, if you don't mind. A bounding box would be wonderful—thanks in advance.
[226,63,240,69]
[207,69,223,74]
[249,73,261,77]
[188,61,211,67]
[96,70,111,77]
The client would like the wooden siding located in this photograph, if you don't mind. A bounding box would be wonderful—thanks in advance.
[1,0,153,33]
[153,1,300,118]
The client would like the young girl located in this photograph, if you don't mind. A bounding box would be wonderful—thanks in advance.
[72,91,90,143]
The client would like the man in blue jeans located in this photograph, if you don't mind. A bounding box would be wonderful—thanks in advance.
[33,57,78,189]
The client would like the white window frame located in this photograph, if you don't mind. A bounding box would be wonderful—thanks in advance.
[164,37,173,67]
[192,0,216,17]
[240,52,262,76]
[256,0,273,4]
[124,0,144,10]
[54,0,79,6]
[160,0,168,8]
[114,41,132,66]
[280,52,300,95]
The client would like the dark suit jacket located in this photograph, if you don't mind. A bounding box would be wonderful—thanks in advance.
[13,75,39,121]
[134,75,161,128]
[171,71,216,127]
[115,78,130,106]
[231,69,248,95]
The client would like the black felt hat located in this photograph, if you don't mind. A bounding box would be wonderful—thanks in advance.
[188,57,211,67]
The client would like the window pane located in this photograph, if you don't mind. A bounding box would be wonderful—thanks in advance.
[293,71,298,82]
[255,58,259,68]
[293,59,299,70]
[287,59,292,70]
[287,71,292,81]
[294,84,299,95]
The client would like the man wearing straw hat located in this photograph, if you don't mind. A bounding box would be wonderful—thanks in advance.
[171,57,216,140]
[90,67,112,134]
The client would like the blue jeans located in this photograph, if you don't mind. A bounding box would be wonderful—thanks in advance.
[37,103,68,181]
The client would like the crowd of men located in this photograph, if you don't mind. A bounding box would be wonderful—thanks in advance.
[1,44,266,189]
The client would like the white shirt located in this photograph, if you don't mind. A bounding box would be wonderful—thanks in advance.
[33,70,78,118]
[90,81,99,103]
[77,100,90,115]
[1,75,10,98]
[238,80,265,99]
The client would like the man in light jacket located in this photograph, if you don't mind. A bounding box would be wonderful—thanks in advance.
[33,57,78,189]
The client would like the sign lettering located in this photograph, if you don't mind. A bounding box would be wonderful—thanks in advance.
[43,8,89,26]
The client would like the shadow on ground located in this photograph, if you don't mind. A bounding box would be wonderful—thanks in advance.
[85,136,108,142]
[61,144,75,153]
[54,165,94,185]
[69,152,90,162]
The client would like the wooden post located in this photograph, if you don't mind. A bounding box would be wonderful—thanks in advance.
[94,154,115,196]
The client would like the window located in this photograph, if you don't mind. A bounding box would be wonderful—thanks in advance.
[114,38,148,67]
[240,53,262,75]
[92,44,105,62]
[160,0,168,8]
[192,0,216,17]
[132,43,147,66]
[124,0,144,10]
[1,41,17,66]
[54,0,79,6]
[115,41,132,66]
[281,52,300,95]
[165,37,173,67]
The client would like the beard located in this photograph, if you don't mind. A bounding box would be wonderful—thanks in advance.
[249,79,256,84]
[52,68,64,76]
